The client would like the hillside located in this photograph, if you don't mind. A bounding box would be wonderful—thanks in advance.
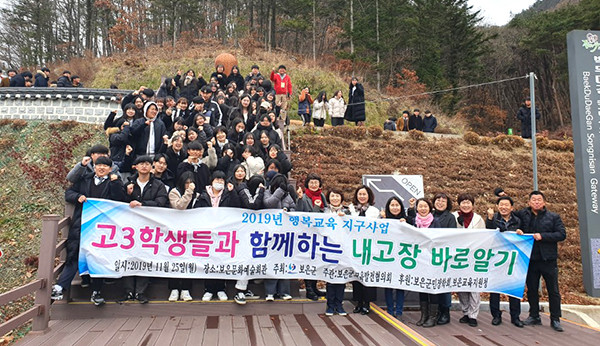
[52,42,459,132]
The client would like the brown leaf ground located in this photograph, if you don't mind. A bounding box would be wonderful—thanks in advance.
[290,130,599,305]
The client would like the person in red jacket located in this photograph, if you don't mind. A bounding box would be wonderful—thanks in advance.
[270,65,292,126]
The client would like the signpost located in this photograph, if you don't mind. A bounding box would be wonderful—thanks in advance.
[362,175,424,210]
[567,30,600,297]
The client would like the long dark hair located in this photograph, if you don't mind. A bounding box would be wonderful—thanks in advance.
[385,196,406,219]
[176,171,195,195]
[316,91,327,102]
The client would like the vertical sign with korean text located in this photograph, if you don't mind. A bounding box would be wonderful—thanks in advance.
[568,30,600,297]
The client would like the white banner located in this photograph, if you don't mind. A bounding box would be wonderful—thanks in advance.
[79,198,534,297]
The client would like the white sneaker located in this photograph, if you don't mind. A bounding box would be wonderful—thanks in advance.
[234,292,246,305]
[168,289,179,302]
[282,294,292,301]
[51,284,63,301]
[265,294,275,301]
[217,291,228,301]
[180,290,193,301]
[202,292,213,301]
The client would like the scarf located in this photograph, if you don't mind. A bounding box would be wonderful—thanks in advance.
[304,188,323,207]
[415,213,434,229]
[356,204,369,217]
[458,211,474,228]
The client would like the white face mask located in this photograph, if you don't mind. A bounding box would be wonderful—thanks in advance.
[212,182,224,191]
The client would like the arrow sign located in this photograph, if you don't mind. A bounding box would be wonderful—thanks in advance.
[362,175,424,211]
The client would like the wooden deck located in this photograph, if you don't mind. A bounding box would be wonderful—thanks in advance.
[16,301,600,345]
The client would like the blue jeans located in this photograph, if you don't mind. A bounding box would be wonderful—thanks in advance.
[439,292,452,309]
[385,288,405,316]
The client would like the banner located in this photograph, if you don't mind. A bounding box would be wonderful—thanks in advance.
[79,198,534,298]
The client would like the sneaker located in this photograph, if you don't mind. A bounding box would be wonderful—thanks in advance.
[168,289,179,302]
[338,309,348,316]
[180,290,193,302]
[217,291,228,301]
[265,294,275,301]
[325,308,335,316]
[91,291,105,306]
[117,291,134,303]
[234,292,247,305]
[281,294,292,301]
[51,284,63,301]
[80,274,91,288]
[136,293,149,304]
[244,290,260,300]
[202,292,213,301]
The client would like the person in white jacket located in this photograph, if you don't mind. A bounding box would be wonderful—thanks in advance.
[329,90,347,126]
[240,145,265,179]
[313,91,330,130]
[452,193,485,328]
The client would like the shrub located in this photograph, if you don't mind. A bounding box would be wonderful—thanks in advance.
[456,104,507,134]
[0,137,15,151]
[408,129,426,141]
[323,125,355,139]
[49,120,79,131]
[536,135,550,148]
[11,119,27,130]
[463,131,480,145]
[0,119,12,127]
[368,125,383,138]
[491,134,524,151]
[353,126,367,140]
[479,136,492,146]
[381,131,394,141]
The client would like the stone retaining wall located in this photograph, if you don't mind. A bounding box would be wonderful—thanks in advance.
[0,88,134,124]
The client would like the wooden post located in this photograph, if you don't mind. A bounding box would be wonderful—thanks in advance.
[32,215,60,332]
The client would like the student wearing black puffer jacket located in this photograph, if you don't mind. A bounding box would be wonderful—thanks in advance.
[430,192,457,325]
[121,156,169,304]
[515,191,566,332]
[485,196,524,328]
[226,66,245,92]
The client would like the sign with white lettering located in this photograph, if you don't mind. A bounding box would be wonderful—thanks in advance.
[568,30,600,296]
[362,175,424,211]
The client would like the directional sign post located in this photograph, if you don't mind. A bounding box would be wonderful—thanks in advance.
[362,175,424,211]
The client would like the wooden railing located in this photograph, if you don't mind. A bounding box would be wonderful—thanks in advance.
[0,214,70,335]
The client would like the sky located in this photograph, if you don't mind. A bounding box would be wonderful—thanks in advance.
[468,0,539,26]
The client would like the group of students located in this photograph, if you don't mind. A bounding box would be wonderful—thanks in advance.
[50,62,565,332]
[384,108,438,133]
[0,68,83,88]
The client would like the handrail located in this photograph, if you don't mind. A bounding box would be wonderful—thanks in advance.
[0,305,43,337]
[0,213,71,335]
[0,279,45,306]
[57,216,70,231]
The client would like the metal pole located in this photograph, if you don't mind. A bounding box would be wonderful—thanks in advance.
[529,72,539,191]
